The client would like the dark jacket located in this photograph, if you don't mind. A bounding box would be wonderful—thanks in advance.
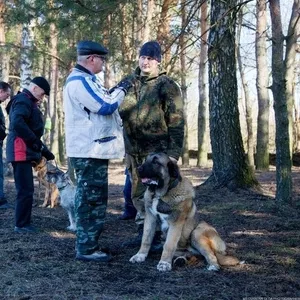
[119,68,184,160]
[0,106,6,145]
[6,89,47,163]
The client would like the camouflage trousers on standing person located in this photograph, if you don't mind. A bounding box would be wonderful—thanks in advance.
[125,153,147,225]
[70,157,108,255]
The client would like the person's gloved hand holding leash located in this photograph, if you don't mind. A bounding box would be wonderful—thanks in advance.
[32,138,55,161]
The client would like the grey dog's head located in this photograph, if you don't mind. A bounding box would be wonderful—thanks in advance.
[46,169,68,188]
[138,152,181,189]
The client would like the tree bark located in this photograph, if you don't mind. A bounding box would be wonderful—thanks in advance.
[256,0,270,170]
[0,0,9,82]
[285,0,300,154]
[143,0,154,43]
[207,0,257,190]
[20,16,35,88]
[48,21,59,162]
[269,0,293,204]
[157,0,177,68]
[197,0,209,167]
[237,4,254,169]
[180,0,189,166]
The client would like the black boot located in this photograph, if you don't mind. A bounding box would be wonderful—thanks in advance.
[119,202,137,220]
[122,224,144,247]
[149,231,163,254]
[123,225,163,253]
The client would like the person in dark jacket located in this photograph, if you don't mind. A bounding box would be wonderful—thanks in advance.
[6,77,55,233]
[0,81,12,209]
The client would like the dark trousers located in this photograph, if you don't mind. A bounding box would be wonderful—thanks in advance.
[12,161,34,227]
[123,169,136,215]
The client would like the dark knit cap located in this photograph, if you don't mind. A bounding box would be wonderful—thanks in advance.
[77,40,108,56]
[139,41,161,62]
[31,77,50,96]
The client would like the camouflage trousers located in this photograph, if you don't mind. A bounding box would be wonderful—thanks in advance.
[125,153,147,225]
[70,157,108,255]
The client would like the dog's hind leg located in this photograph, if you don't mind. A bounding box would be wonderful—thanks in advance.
[50,185,59,208]
[42,187,50,207]
[191,234,220,271]
[67,209,76,232]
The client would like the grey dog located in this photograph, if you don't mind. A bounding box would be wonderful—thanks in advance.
[46,170,76,231]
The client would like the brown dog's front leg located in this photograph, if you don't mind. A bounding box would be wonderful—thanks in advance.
[129,211,156,264]
[157,224,183,271]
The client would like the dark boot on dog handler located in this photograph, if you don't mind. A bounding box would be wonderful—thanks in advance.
[149,231,163,253]
[14,225,38,233]
[76,250,111,262]
[123,225,163,253]
[119,206,137,220]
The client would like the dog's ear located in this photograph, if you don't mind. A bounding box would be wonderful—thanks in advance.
[167,160,182,180]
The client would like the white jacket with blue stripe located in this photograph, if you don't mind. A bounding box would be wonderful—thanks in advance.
[63,65,125,159]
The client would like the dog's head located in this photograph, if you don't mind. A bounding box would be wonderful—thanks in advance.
[33,157,47,172]
[46,169,70,189]
[138,153,181,190]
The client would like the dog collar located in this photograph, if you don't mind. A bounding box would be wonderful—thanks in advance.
[57,183,69,191]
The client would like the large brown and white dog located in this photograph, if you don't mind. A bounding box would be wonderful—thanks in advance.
[129,152,241,272]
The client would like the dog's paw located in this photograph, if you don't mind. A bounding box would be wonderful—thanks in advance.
[129,253,146,263]
[207,264,220,271]
[157,261,172,272]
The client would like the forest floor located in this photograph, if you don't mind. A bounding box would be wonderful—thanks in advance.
[0,159,300,300]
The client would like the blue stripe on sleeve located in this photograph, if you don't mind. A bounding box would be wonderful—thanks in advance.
[98,101,118,115]
[66,75,119,116]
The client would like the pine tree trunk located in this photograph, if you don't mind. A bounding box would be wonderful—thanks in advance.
[207,0,257,190]
[237,5,254,169]
[49,22,59,162]
[285,0,300,155]
[269,0,293,204]
[180,0,189,166]
[256,0,270,170]
[157,0,177,68]
[0,1,9,82]
[143,0,154,43]
[197,1,209,167]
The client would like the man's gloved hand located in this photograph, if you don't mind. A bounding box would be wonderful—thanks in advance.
[42,149,55,161]
[109,75,135,95]
[32,139,43,152]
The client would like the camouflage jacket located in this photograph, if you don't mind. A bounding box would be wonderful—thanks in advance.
[119,68,184,160]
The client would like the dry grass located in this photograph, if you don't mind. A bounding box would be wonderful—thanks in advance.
[0,162,299,299]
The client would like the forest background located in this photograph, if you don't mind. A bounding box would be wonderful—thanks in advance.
[0,0,299,204]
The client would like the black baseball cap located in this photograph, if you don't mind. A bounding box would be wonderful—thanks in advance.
[31,77,50,96]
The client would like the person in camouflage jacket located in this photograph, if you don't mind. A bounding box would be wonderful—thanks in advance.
[119,41,184,248]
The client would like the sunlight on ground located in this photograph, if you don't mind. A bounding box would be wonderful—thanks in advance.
[49,231,75,239]
[232,230,268,236]
[238,211,272,218]
[107,208,122,215]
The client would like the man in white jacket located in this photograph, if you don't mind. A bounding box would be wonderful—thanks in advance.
[63,40,132,262]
